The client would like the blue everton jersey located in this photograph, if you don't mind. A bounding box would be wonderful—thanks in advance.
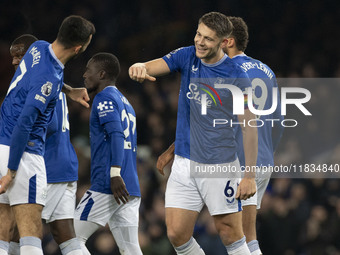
[44,92,78,183]
[89,86,140,196]
[232,54,284,167]
[0,40,63,157]
[162,46,251,164]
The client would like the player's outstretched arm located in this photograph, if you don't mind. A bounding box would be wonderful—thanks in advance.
[62,83,90,108]
[156,142,175,176]
[129,58,170,83]
[236,109,258,200]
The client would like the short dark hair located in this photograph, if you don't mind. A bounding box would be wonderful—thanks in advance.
[199,12,233,38]
[11,34,38,51]
[228,16,249,52]
[57,15,95,49]
[91,53,120,82]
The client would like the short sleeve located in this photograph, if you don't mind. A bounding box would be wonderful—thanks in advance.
[236,68,252,92]
[162,46,191,73]
[93,93,121,126]
[26,75,61,113]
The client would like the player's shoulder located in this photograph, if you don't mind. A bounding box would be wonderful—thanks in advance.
[234,54,276,79]
[164,45,195,59]
[223,55,249,77]
[94,86,122,104]
[27,40,62,76]
[249,56,274,72]
[26,40,49,59]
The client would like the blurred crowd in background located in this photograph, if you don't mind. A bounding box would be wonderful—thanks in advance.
[0,0,340,254]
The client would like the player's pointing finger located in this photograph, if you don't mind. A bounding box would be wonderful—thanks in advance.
[146,74,156,82]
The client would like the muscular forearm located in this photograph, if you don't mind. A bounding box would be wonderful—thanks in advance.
[61,83,71,94]
[238,110,258,179]
[242,125,258,178]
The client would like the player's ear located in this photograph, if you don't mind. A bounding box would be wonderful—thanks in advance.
[220,37,228,49]
[99,70,106,79]
[220,38,228,54]
[226,37,235,48]
[74,45,82,54]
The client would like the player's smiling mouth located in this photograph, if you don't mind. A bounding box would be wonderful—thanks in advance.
[196,48,207,54]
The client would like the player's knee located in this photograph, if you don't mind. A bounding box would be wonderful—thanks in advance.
[50,222,76,245]
[215,220,232,236]
[166,227,190,247]
[215,220,243,244]
[50,231,69,245]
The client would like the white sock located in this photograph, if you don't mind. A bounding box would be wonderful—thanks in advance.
[110,226,142,255]
[20,236,43,255]
[174,237,205,255]
[74,219,100,255]
[248,240,262,255]
[225,236,251,255]
[78,242,91,255]
[8,242,19,255]
[59,238,83,255]
[0,240,9,255]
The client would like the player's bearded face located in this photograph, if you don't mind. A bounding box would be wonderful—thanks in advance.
[74,35,93,60]
[194,23,222,64]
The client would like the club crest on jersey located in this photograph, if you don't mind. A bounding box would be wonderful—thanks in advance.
[41,82,53,97]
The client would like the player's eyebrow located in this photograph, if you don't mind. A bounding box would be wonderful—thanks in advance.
[196,30,215,41]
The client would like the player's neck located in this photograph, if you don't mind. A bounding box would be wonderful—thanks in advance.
[227,48,244,58]
[201,49,225,64]
[51,41,76,65]
[99,82,114,92]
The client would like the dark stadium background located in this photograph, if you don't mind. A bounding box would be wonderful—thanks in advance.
[1,0,340,254]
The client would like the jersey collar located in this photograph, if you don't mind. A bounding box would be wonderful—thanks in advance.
[232,53,247,59]
[201,53,228,68]
[49,44,64,69]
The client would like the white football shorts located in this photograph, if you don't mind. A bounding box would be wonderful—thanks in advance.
[0,144,47,206]
[74,190,140,228]
[165,155,242,216]
[241,168,271,209]
[42,181,77,223]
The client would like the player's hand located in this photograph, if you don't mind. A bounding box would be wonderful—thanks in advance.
[67,87,90,108]
[235,178,256,200]
[156,150,174,176]
[0,171,14,194]
[110,176,129,205]
[129,63,156,83]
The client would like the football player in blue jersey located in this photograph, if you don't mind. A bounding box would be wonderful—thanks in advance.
[130,12,257,255]
[0,16,95,255]
[156,16,285,255]
[74,53,142,255]
[7,34,89,255]
[224,16,284,255]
